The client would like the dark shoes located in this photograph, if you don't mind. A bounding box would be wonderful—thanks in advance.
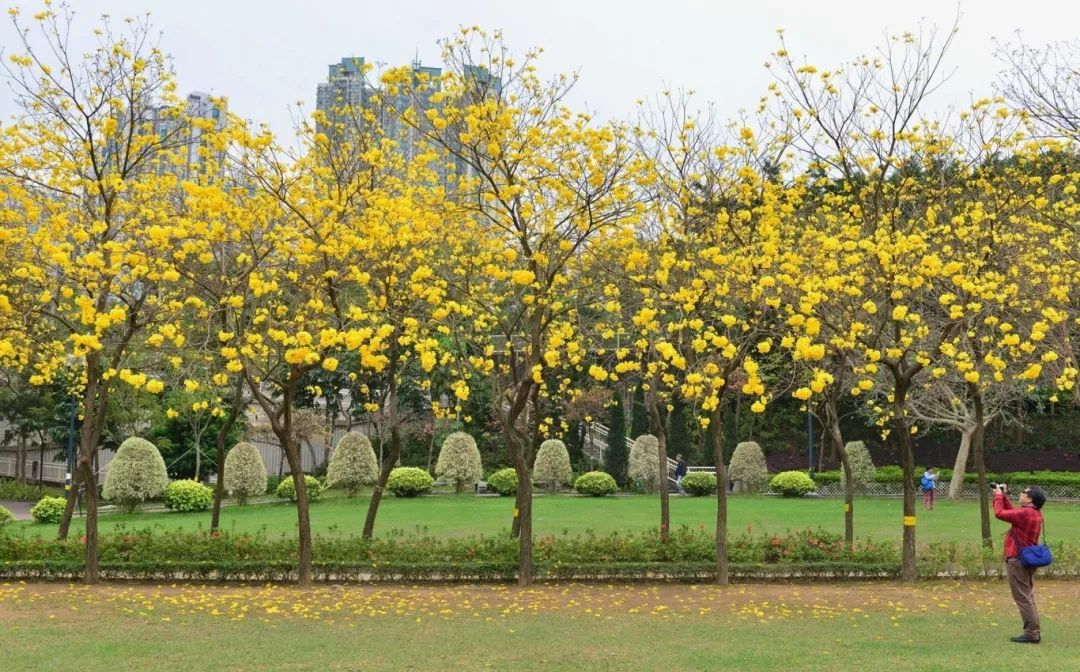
[1010,635,1041,644]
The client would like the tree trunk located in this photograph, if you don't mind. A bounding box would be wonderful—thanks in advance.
[193,427,202,483]
[280,394,312,586]
[709,407,729,585]
[968,385,992,549]
[38,441,45,487]
[499,380,536,583]
[79,457,99,584]
[56,464,81,540]
[645,379,670,543]
[211,380,245,532]
[362,365,400,540]
[948,425,975,501]
[823,396,853,548]
[510,440,533,585]
[15,435,27,485]
[426,425,437,474]
[362,424,400,539]
[893,383,917,583]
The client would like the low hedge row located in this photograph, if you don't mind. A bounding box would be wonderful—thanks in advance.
[0,559,908,582]
[812,467,1080,487]
[2,526,1075,581]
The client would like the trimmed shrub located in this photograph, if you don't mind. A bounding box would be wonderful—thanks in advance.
[533,439,572,489]
[0,479,57,502]
[163,480,214,512]
[386,467,434,497]
[574,471,618,497]
[841,441,876,492]
[770,471,816,497]
[224,442,268,505]
[102,437,169,513]
[487,468,518,496]
[30,496,66,524]
[681,472,717,496]
[325,432,379,497]
[628,435,661,493]
[729,441,769,493]
[435,432,483,493]
[0,505,13,528]
[274,475,324,502]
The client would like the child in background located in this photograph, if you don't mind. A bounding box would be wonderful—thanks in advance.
[921,467,939,510]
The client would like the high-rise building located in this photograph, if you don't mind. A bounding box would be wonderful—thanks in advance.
[315,56,442,161]
[141,90,227,179]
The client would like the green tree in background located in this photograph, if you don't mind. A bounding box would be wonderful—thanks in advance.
[604,389,629,485]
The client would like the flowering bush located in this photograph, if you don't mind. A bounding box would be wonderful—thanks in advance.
[486,468,518,496]
[224,442,268,505]
[574,471,618,497]
[325,432,379,496]
[533,439,572,488]
[102,437,169,513]
[681,472,717,496]
[729,441,769,493]
[841,441,875,492]
[163,480,214,512]
[435,432,483,493]
[30,496,66,524]
[769,470,816,497]
[274,475,323,502]
[386,467,434,497]
[628,435,660,492]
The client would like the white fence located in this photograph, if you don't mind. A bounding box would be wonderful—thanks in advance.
[0,447,116,485]
[246,423,378,477]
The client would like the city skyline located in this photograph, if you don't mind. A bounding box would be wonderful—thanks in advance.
[4,0,1080,142]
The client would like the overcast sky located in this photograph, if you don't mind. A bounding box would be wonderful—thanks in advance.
[3,0,1080,137]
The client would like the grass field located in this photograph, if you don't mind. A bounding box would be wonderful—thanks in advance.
[1,580,1077,671]
[9,493,1080,546]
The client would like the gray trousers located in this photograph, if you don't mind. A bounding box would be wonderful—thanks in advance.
[1006,558,1040,638]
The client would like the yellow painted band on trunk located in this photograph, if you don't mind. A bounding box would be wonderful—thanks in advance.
[513,508,520,517]
[844,503,851,512]
[903,516,916,526]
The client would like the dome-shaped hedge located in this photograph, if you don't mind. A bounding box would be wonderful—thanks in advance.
[728,441,769,493]
[163,479,214,512]
[386,467,434,497]
[533,439,572,489]
[769,470,816,498]
[274,475,323,502]
[435,432,483,493]
[224,441,268,505]
[102,437,169,513]
[30,496,66,524]
[681,472,717,496]
[487,468,518,496]
[841,440,876,492]
[628,435,660,492]
[325,432,379,496]
[574,471,618,497]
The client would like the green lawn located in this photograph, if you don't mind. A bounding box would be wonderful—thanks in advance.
[2,580,1077,671]
[11,492,1080,546]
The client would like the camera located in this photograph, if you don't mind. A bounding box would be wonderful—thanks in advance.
[990,482,1006,493]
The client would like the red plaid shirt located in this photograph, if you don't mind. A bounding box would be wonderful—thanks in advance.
[994,492,1043,560]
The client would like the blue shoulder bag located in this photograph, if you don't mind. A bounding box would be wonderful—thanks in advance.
[1012,518,1052,569]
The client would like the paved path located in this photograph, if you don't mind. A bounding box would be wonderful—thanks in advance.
[0,500,33,521]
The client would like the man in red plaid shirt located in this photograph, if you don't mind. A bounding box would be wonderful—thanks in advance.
[993,484,1047,644]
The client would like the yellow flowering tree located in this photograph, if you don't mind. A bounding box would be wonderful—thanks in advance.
[0,7,197,582]
[383,29,641,584]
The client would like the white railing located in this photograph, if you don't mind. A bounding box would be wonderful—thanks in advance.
[0,450,115,485]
